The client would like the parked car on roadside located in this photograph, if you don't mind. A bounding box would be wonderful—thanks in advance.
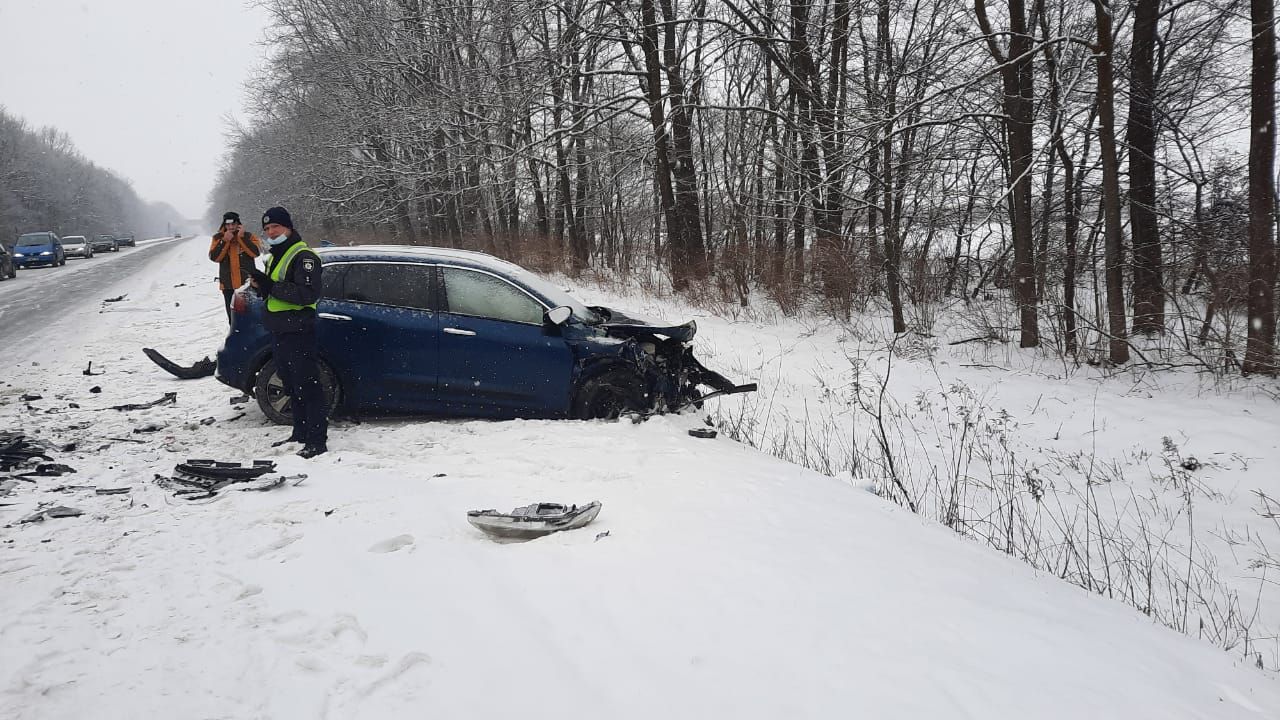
[216,246,753,425]
[0,245,17,280]
[62,235,94,259]
[117,233,136,247]
[12,232,65,268]
[91,234,119,253]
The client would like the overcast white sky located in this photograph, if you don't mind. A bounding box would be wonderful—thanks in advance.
[0,0,272,219]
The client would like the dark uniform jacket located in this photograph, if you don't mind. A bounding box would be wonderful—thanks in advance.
[261,233,323,335]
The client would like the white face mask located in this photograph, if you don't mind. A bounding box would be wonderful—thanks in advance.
[266,231,290,246]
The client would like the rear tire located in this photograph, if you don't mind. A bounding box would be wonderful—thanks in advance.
[253,357,341,426]
[572,368,647,420]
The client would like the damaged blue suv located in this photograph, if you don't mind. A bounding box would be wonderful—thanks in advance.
[215,246,753,424]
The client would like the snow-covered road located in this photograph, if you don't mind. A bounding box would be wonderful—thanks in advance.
[1,239,1277,719]
[0,236,192,364]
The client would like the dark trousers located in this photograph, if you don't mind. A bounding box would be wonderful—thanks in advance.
[273,330,328,446]
[222,289,234,325]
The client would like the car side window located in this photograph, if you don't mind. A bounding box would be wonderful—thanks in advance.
[320,263,347,301]
[342,263,432,310]
[441,267,544,325]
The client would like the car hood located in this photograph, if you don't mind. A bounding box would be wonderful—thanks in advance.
[15,246,52,253]
[589,306,696,343]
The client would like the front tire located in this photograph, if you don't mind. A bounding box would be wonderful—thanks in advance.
[253,357,341,425]
[572,368,647,420]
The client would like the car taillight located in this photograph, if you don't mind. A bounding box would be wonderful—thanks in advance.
[232,290,249,314]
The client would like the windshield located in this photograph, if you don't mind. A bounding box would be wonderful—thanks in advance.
[17,234,50,247]
[64,236,85,242]
[97,235,112,240]
[516,271,602,324]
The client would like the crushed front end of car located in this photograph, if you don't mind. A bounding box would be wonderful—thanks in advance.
[568,306,756,416]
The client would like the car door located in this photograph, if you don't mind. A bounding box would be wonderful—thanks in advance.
[316,261,440,414]
[437,265,574,417]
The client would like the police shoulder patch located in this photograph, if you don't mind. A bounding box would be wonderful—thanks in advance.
[302,259,316,271]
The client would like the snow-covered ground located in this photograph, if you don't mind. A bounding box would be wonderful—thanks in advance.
[1,238,1278,718]
[566,277,1280,667]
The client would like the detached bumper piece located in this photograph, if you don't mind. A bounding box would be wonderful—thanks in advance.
[154,459,304,501]
[468,501,602,542]
[143,348,216,380]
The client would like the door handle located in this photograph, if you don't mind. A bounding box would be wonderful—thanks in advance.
[318,312,352,321]
[443,327,476,336]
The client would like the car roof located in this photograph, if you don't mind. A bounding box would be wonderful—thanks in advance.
[316,245,528,277]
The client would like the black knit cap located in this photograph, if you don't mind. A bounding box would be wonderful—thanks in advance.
[222,211,241,224]
[262,206,293,230]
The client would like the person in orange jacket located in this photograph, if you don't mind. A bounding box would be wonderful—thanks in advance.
[209,211,262,324]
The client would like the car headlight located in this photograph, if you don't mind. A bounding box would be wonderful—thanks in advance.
[13,252,24,257]
[39,251,52,256]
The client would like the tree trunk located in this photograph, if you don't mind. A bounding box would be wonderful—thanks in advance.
[1095,0,1130,364]
[1244,0,1278,373]
[1128,0,1164,334]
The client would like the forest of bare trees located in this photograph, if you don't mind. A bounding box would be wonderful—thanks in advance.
[0,108,183,245]
[208,0,1276,372]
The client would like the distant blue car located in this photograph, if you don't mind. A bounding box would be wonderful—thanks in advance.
[12,232,65,268]
[215,246,752,424]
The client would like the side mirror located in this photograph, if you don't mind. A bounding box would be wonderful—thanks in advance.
[545,306,572,326]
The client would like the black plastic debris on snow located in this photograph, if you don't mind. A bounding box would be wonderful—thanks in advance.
[89,386,102,394]
[83,362,103,376]
[177,459,276,481]
[103,294,127,303]
[15,463,77,478]
[229,395,250,406]
[20,505,84,523]
[688,427,717,439]
[0,431,54,471]
[143,348,215,380]
[109,391,177,412]
[153,459,305,501]
[20,394,42,402]
[132,423,167,434]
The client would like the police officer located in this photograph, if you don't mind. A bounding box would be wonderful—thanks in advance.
[250,206,328,458]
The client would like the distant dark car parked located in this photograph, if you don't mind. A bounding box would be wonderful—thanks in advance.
[216,246,752,425]
[91,234,119,253]
[117,233,136,247]
[0,245,16,280]
[62,235,94,259]
[12,232,65,268]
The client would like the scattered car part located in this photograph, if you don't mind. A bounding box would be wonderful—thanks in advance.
[110,391,177,412]
[467,501,602,541]
[103,294,127,303]
[133,423,167,434]
[0,431,53,471]
[16,463,77,477]
[688,427,718,439]
[94,487,131,495]
[90,386,102,394]
[143,348,216,380]
[20,394,42,402]
[83,362,102,376]
[175,459,275,481]
[153,470,304,501]
[229,395,250,405]
[20,505,84,523]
